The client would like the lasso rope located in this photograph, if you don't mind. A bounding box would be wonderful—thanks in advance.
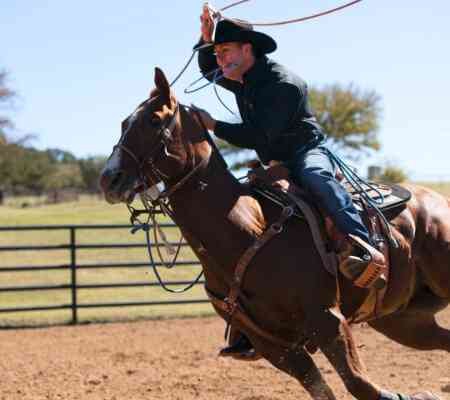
[172,0,363,89]
[207,0,363,27]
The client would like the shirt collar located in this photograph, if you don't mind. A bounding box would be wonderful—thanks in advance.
[243,56,269,86]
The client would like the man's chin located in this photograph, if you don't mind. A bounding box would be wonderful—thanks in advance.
[222,72,239,81]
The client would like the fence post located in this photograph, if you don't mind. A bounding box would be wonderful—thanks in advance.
[69,227,78,324]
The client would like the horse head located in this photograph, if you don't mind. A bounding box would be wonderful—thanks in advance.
[100,67,211,204]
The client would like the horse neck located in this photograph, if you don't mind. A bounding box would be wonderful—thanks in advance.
[167,110,253,287]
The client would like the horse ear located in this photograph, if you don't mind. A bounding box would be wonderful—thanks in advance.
[154,67,170,102]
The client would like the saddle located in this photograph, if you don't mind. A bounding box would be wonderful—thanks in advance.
[206,164,412,360]
[247,163,412,322]
[249,163,411,220]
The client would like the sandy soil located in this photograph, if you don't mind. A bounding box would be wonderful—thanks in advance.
[1,311,449,400]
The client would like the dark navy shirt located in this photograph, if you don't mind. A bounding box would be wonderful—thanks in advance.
[198,42,325,164]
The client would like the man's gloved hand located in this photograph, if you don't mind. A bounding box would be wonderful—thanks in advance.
[191,104,217,131]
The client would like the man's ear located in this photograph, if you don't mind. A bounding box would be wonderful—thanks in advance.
[242,42,254,57]
[153,67,171,105]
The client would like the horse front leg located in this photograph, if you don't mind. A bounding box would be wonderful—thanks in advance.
[258,341,337,400]
[312,307,442,400]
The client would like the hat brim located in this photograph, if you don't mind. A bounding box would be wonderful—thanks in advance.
[213,30,277,54]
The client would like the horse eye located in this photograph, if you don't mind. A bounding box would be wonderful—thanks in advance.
[150,117,161,127]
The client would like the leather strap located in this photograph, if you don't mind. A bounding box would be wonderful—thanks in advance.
[205,287,299,349]
[282,191,338,276]
[225,205,295,317]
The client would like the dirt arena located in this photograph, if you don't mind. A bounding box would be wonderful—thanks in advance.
[1,311,449,400]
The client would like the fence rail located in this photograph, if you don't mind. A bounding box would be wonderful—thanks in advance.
[0,224,208,324]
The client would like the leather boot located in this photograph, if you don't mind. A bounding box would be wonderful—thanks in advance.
[339,234,387,289]
[218,334,261,361]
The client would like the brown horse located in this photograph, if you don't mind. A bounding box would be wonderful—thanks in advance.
[100,68,450,400]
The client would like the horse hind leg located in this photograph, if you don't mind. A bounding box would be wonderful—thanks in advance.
[368,290,450,352]
[308,306,442,400]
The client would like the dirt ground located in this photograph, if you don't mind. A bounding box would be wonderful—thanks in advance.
[1,310,449,400]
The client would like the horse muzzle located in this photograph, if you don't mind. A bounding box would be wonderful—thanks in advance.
[99,168,137,204]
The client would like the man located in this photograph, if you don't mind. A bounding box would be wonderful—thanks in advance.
[194,7,386,357]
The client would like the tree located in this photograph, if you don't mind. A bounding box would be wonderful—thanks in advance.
[1,145,55,194]
[309,83,381,159]
[0,70,15,140]
[0,70,16,199]
[78,156,108,192]
[46,148,77,164]
[44,163,84,191]
[377,165,408,184]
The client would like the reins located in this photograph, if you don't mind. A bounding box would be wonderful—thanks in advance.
[124,104,213,293]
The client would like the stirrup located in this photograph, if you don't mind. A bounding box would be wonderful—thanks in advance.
[339,234,387,289]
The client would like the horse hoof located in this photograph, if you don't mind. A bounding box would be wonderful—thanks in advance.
[411,391,442,400]
[379,390,441,400]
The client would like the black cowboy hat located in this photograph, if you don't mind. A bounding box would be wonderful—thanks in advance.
[213,19,277,55]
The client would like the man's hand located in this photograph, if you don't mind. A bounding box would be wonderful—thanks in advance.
[191,104,217,131]
[200,4,214,43]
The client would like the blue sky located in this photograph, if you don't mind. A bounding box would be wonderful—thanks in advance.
[1,1,449,180]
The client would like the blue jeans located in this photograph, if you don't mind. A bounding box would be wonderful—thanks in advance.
[286,146,370,243]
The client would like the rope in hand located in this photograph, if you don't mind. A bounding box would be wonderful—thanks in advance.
[170,1,250,87]
[172,0,363,88]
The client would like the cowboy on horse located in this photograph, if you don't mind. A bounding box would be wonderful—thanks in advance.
[193,6,387,358]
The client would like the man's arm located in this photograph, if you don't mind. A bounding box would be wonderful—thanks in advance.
[191,106,263,149]
[214,120,266,149]
[216,82,301,148]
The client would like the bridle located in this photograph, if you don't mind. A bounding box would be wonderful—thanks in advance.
[113,101,179,189]
[111,100,210,293]
[113,101,208,203]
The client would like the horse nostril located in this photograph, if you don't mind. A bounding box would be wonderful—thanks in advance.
[110,171,122,188]
[99,170,122,192]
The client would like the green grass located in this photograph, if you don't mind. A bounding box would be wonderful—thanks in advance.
[412,181,450,197]
[0,196,214,327]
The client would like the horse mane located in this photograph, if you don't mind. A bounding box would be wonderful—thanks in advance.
[148,87,229,172]
[203,128,229,171]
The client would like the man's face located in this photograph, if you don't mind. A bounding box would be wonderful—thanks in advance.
[214,42,253,81]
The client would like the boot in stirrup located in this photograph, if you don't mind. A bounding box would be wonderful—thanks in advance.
[339,234,387,289]
[218,334,261,361]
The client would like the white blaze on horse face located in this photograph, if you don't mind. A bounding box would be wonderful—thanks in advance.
[105,147,122,172]
[104,108,141,173]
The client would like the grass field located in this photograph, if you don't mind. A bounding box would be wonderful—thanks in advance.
[1,182,449,328]
[413,181,450,197]
[0,195,214,327]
